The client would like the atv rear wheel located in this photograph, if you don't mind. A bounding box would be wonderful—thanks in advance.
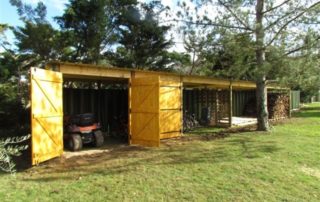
[68,134,83,151]
[94,130,104,147]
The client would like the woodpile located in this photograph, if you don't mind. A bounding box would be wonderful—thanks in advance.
[243,93,290,120]
[217,90,230,122]
[268,93,290,120]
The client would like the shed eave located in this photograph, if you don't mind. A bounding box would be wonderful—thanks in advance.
[47,62,284,90]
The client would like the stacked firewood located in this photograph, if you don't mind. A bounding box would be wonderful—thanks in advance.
[217,91,229,119]
[268,93,290,120]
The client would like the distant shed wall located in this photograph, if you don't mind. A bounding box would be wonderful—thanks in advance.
[290,90,300,110]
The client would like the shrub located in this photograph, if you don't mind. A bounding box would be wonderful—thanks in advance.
[0,135,30,173]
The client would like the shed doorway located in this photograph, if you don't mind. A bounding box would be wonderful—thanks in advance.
[182,88,258,133]
[63,77,130,151]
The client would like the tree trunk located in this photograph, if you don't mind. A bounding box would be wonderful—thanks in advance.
[256,76,269,130]
[255,0,269,131]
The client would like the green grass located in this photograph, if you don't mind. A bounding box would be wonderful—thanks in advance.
[0,103,320,201]
[184,126,225,135]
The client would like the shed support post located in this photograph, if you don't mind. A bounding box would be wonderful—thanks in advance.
[180,76,183,135]
[289,89,292,118]
[229,82,233,127]
[215,90,218,126]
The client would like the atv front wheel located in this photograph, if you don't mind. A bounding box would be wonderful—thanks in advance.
[68,134,83,151]
[94,130,104,147]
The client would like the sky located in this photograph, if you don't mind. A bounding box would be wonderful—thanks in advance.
[0,0,187,52]
[0,0,68,51]
[0,0,68,27]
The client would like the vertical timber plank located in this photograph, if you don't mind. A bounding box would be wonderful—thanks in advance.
[229,81,233,127]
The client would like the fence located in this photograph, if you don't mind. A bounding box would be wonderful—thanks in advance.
[290,90,300,110]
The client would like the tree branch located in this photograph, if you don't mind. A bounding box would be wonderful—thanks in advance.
[169,19,252,31]
[264,10,296,31]
[284,35,320,56]
[265,1,320,47]
[217,0,253,31]
[263,0,292,14]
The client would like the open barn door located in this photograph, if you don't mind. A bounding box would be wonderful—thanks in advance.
[31,68,63,165]
[130,76,160,147]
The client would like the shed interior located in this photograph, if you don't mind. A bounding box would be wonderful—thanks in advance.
[182,83,259,131]
[63,77,130,145]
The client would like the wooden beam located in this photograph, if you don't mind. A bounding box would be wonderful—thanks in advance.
[229,82,233,127]
[215,90,218,125]
[52,63,131,79]
[182,76,256,90]
[182,76,230,87]
[289,89,292,118]
[46,62,286,91]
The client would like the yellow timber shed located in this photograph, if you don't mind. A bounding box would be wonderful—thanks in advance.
[30,62,278,165]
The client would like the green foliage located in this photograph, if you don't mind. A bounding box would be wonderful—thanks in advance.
[183,30,207,74]
[0,52,30,132]
[10,0,69,66]
[0,135,30,173]
[0,81,30,129]
[165,51,191,71]
[55,0,119,64]
[177,0,320,81]
[9,0,47,23]
[108,1,172,70]
[14,22,60,61]
[0,24,11,51]
[0,52,18,82]
[203,32,256,80]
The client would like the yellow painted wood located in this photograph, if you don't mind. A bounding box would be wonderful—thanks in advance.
[31,68,63,165]
[130,76,160,147]
[159,77,182,139]
[48,62,286,90]
[183,76,256,90]
[52,62,287,90]
[160,87,181,109]
[159,110,181,133]
[128,75,132,145]
[56,63,131,79]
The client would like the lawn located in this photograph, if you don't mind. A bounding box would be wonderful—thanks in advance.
[0,103,319,201]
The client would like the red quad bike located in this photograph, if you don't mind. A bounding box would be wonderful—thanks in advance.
[64,113,104,151]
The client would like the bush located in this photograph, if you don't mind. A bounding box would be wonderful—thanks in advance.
[0,135,30,173]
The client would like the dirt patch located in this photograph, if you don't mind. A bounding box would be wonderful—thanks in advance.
[63,149,111,159]
[26,144,149,172]
[300,166,320,179]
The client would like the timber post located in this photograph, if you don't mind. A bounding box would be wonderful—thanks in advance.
[229,81,233,127]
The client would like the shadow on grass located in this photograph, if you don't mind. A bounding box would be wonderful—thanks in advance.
[21,133,281,182]
[184,126,225,135]
[300,106,320,111]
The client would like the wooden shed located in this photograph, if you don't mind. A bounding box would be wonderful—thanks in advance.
[30,62,287,165]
